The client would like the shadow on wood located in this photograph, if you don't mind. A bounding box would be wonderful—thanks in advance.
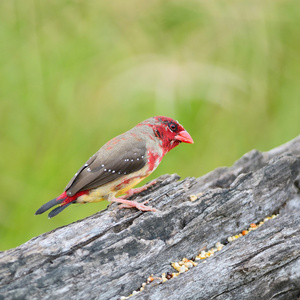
[0,136,300,300]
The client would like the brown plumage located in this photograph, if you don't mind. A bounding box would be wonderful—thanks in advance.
[35,116,193,218]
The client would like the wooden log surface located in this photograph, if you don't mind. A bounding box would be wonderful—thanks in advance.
[0,136,300,300]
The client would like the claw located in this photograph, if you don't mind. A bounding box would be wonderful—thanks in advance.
[110,198,157,212]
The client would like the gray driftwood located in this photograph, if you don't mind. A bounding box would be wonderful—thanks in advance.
[1,136,300,300]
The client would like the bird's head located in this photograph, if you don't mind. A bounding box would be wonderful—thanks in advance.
[141,116,194,154]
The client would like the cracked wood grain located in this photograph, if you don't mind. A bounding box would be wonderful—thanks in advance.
[0,136,300,300]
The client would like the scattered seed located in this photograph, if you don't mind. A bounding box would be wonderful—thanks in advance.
[122,213,279,299]
[189,195,198,201]
[179,265,187,273]
[161,273,168,283]
[184,262,194,269]
[199,253,206,259]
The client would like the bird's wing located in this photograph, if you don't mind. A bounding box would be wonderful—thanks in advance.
[64,135,147,196]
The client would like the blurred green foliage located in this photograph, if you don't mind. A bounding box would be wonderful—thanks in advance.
[0,0,299,250]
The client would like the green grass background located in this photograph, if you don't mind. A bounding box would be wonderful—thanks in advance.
[1,0,299,250]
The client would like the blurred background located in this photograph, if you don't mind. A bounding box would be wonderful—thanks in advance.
[1,0,299,250]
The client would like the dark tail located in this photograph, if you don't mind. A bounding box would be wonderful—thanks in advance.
[47,202,72,218]
[35,197,63,215]
[35,192,75,218]
[36,190,89,218]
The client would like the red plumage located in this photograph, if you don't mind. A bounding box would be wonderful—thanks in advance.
[35,116,193,218]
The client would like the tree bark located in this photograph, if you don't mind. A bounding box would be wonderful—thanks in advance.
[1,136,300,300]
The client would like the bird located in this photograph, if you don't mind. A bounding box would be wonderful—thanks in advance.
[35,116,194,218]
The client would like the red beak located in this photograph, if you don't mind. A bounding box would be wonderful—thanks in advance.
[175,130,194,144]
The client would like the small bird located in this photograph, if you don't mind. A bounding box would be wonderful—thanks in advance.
[35,116,193,218]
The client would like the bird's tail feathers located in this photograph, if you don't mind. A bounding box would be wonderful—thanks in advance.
[35,190,89,218]
[35,196,65,216]
[35,191,74,218]
[47,202,72,218]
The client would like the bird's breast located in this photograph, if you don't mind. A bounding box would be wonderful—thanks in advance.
[147,149,163,172]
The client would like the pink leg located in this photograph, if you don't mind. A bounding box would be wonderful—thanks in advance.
[118,179,157,199]
[110,198,157,212]
[118,200,149,209]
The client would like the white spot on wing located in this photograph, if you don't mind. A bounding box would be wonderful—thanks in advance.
[87,168,91,172]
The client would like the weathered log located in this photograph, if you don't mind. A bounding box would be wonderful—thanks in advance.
[0,136,300,300]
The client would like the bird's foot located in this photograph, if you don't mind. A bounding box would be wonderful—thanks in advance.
[118,199,149,209]
[110,198,157,212]
[119,179,157,199]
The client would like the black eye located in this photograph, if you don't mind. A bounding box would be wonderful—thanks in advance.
[168,122,178,132]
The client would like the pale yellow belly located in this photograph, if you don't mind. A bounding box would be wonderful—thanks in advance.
[76,165,150,204]
[114,176,146,196]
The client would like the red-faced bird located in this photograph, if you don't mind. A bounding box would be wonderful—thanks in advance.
[35,116,193,218]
